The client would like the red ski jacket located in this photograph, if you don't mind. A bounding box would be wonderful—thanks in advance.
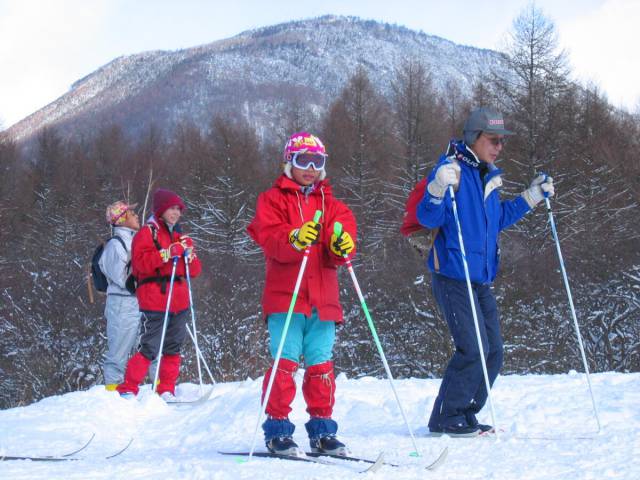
[132,217,202,313]
[247,175,357,323]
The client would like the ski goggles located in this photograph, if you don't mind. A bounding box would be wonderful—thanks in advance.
[291,152,327,170]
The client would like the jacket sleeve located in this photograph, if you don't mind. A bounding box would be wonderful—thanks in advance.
[247,191,304,263]
[132,226,164,276]
[498,196,531,231]
[322,199,357,266]
[187,251,202,278]
[99,240,128,289]
[417,160,447,229]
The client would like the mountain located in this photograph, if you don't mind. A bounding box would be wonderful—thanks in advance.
[5,15,507,144]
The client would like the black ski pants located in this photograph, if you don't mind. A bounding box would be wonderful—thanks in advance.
[428,272,503,430]
[138,309,189,360]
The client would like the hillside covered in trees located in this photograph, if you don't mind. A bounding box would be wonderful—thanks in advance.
[0,6,638,408]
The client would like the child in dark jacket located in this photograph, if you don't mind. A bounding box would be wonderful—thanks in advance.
[247,132,357,456]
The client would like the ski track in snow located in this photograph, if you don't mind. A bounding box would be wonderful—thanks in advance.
[0,372,638,479]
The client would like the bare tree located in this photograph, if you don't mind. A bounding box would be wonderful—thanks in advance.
[494,3,570,172]
[323,66,393,256]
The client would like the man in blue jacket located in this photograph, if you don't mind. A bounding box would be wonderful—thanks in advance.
[418,108,554,436]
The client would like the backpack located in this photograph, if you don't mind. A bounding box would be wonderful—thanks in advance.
[400,178,440,266]
[90,236,127,294]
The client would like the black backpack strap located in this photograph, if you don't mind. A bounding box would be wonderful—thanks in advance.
[137,275,184,288]
[146,223,167,292]
[148,224,163,251]
[110,235,127,252]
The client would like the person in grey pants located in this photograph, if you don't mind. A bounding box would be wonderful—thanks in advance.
[100,200,144,390]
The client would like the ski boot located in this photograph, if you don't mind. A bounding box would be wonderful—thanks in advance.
[465,412,494,434]
[310,434,349,456]
[266,436,303,456]
[430,422,481,437]
[160,391,177,402]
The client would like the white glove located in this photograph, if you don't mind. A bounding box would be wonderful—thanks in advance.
[522,174,554,208]
[427,161,461,198]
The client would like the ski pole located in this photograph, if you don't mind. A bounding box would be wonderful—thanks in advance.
[543,189,601,432]
[248,210,323,460]
[183,251,204,395]
[448,185,499,437]
[185,324,216,385]
[152,256,179,394]
[333,221,421,456]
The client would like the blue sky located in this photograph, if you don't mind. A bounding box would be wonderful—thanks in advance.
[1,0,638,127]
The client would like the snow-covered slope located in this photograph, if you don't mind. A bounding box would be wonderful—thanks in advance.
[1,372,638,479]
[5,15,506,143]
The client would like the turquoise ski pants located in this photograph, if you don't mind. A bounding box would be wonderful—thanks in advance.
[267,309,335,366]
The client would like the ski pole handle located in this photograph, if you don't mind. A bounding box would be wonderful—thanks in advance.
[313,209,322,224]
[333,221,343,240]
[538,171,550,199]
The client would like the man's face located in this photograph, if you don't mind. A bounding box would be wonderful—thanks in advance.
[471,133,506,164]
[291,165,321,186]
[161,206,182,226]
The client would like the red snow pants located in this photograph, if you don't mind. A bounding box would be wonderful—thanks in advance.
[261,359,335,419]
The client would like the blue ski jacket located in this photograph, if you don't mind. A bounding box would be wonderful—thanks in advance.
[417,140,531,284]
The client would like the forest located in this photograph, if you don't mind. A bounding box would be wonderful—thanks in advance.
[0,6,638,409]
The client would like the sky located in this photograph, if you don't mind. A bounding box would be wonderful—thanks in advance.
[1,0,639,128]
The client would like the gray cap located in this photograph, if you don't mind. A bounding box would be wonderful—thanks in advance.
[463,108,514,146]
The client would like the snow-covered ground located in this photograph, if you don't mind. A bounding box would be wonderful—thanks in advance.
[1,371,638,479]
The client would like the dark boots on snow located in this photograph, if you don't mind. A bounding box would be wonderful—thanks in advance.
[310,434,348,456]
[266,436,302,456]
[430,422,481,437]
[305,417,349,456]
[263,417,303,456]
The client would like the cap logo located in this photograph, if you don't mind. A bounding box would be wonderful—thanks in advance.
[488,119,504,126]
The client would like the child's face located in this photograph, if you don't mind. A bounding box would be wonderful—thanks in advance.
[291,166,321,186]
[123,210,140,231]
[162,205,182,225]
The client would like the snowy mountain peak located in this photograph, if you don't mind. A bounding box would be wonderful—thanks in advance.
[5,15,506,143]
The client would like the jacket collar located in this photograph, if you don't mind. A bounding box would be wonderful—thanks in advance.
[447,140,504,179]
[146,215,182,234]
[274,174,332,195]
[113,226,137,238]
[447,140,480,168]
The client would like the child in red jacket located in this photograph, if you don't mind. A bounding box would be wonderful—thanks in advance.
[117,189,202,401]
[247,132,357,456]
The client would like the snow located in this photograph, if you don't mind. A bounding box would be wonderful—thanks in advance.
[1,371,639,479]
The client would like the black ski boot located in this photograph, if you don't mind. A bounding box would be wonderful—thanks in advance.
[465,411,494,434]
[310,434,349,456]
[430,422,481,437]
[266,436,302,456]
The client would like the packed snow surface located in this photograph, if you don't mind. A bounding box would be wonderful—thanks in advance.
[1,371,638,479]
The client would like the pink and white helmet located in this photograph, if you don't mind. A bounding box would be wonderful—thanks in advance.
[283,132,326,162]
[282,132,327,180]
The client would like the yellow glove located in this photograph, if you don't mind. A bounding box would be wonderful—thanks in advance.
[289,221,321,251]
[330,231,354,257]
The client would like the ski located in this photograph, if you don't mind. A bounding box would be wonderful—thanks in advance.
[165,387,214,406]
[308,446,448,471]
[62,432,96,457]
[218,450,385,473]
[0,437,133,462]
